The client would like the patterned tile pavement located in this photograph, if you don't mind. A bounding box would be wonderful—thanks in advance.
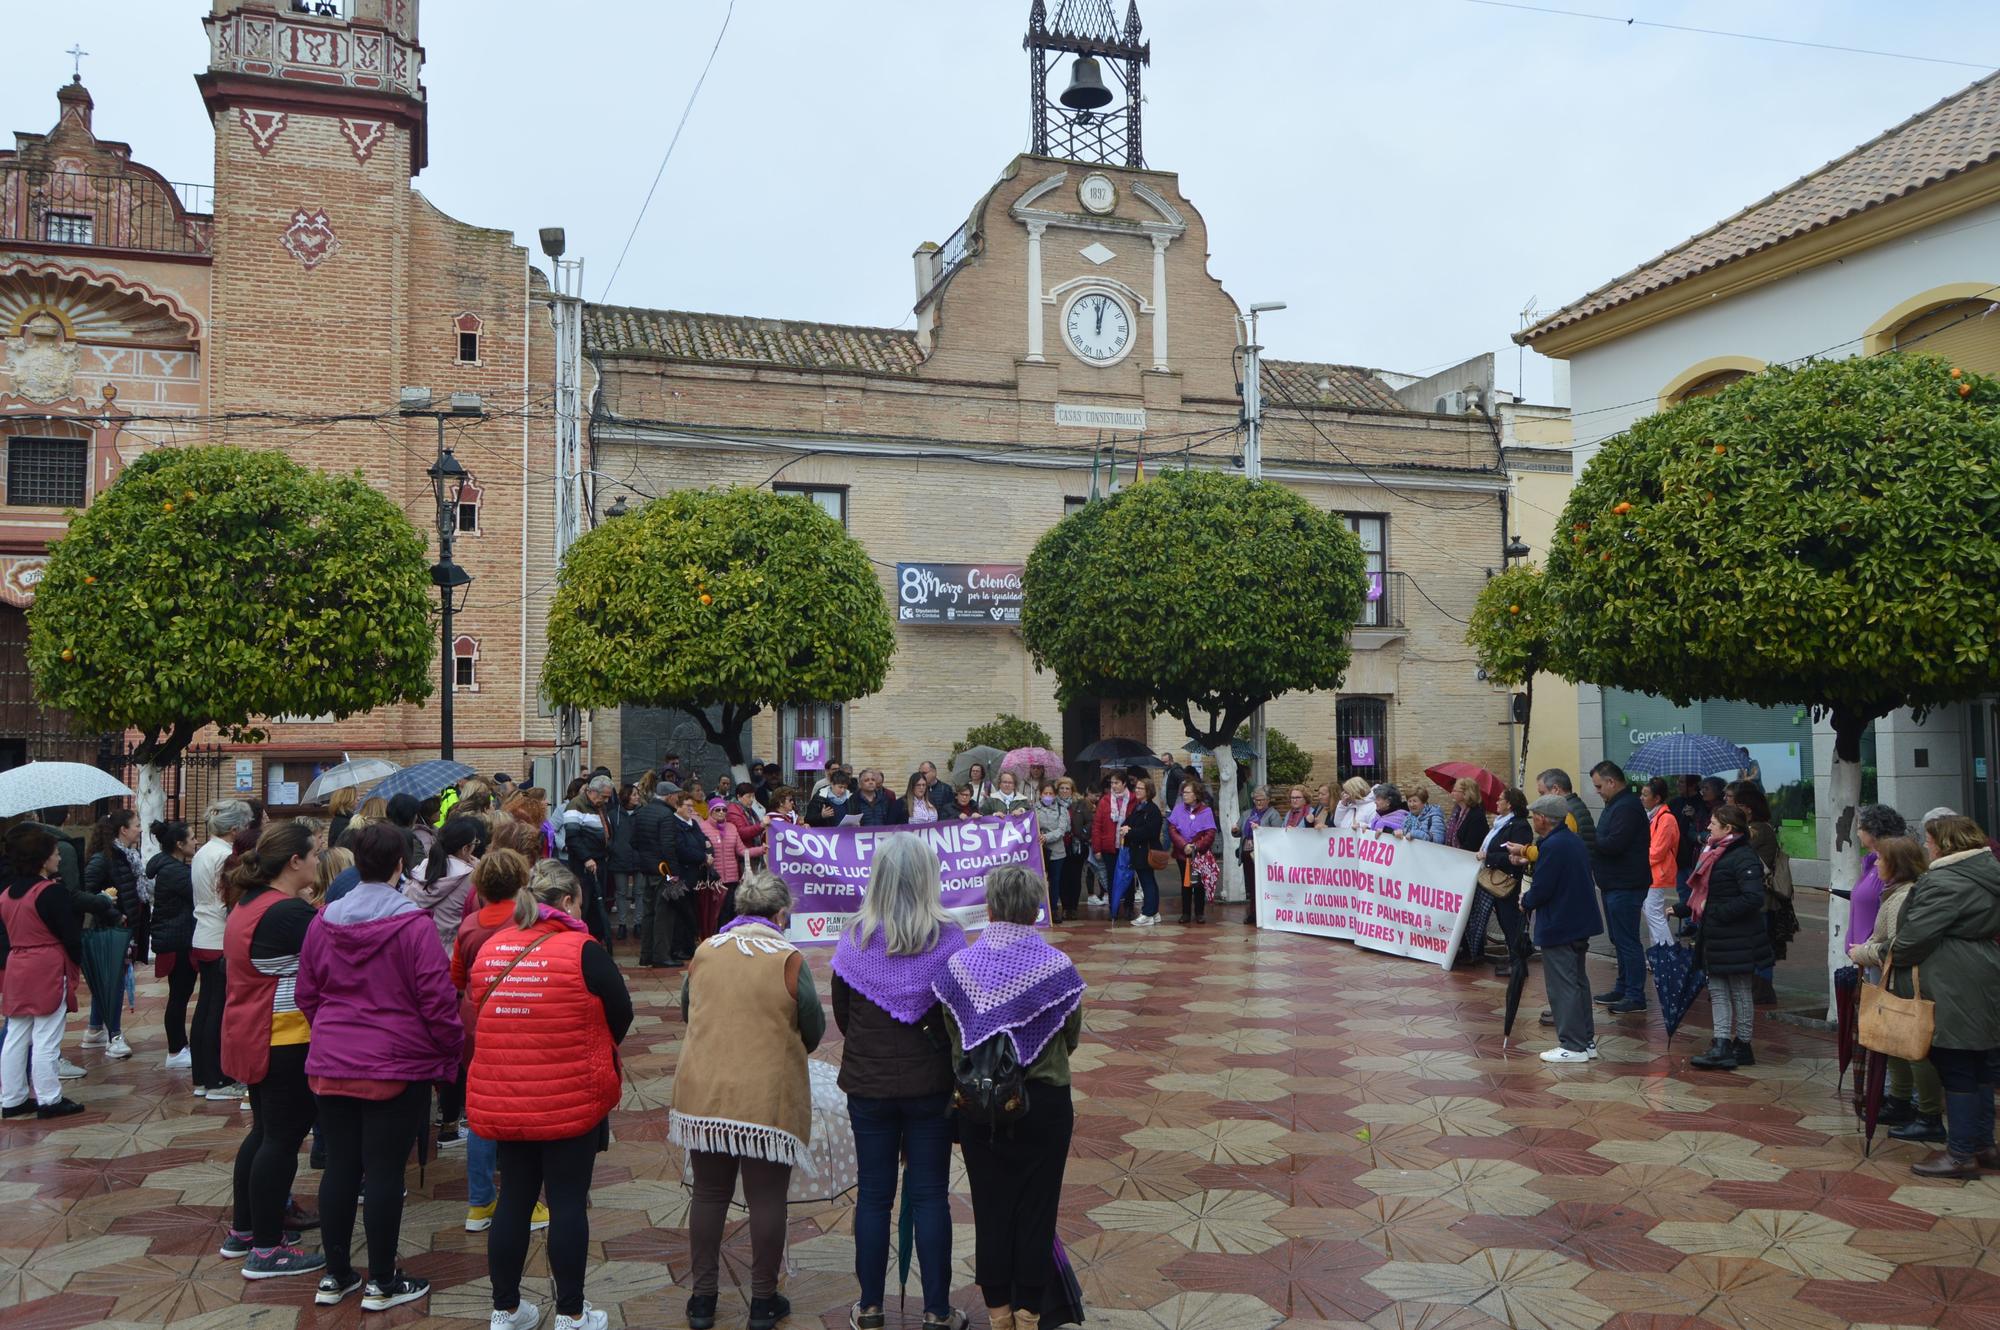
[5,918,2000,1330]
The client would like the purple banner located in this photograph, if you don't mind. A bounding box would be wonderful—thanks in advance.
[1349,737,1376,767]
[770,811,1046,943]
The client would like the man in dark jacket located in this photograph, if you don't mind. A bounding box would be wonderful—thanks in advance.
[627,787,678,966]
[658,792,713,967]
[1516,795,1603,1062]
[806,768,858,827]
[919,762,954,817]
[1589,761,1651,1014]
[850,770,896,826]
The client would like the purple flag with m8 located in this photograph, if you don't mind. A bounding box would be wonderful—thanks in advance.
[770,811,1047,944]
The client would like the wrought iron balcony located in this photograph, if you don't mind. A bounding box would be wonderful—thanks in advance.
[1358,570,1408,630]
[0,165,214,257]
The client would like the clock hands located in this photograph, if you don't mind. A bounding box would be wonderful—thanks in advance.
[1094,296,1107,336]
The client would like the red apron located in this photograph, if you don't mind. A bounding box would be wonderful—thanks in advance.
[221,888,285,1085]
[0,880,75,1018]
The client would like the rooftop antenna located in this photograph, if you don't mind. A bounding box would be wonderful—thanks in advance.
[1517,295,1539,399]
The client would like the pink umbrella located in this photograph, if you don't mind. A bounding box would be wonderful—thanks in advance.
[1001,746,1065,781]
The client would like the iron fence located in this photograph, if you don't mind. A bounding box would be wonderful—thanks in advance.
[0,164,214,257]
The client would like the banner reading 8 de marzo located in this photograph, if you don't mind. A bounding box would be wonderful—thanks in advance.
[1254,827,1478,969]
[895,563,1024,625]
[770,811,1047,943]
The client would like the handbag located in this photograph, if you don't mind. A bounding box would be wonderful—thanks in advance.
[1858,960,1935,1061]
[1148,847,1173,871]
[1476,863,1520,899]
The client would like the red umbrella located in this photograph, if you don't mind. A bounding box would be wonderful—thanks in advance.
[1426,762,1506,813]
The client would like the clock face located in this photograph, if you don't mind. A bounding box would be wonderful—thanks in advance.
[1063,291,1133,365]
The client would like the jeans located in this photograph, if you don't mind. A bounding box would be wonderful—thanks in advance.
[1601,889,1646,1002]
[1541,939,1595,1052]
[1928,1045,2000,1156]
[467,1126,497,1207]
[848,1092,954,1315]
[232,1044,316,1246]
[492,1128,600,1317]
[1708,973,1756,1042]
[1132,858,1160,918]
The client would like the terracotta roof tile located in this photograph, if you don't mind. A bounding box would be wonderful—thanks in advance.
[1520,70,2000,344]
[584,305,926,375]
[1260,359,1407,411]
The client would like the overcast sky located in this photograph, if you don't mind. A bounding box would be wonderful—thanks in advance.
[9,2,2000,404]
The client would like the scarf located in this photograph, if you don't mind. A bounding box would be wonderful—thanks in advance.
[910,800,939,824]
[1479,811,1514,856]
[1445,805,1467,846]
[1686,832,1743,921]
[124,841,153,904]
[1109,791,1130,823]
[1284,807,1310,829]
[832,920,967,1024]
[934,922,1085,1064]
[1169,802,1216,842]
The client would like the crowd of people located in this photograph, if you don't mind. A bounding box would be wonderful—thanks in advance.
[5,743,2000,1323]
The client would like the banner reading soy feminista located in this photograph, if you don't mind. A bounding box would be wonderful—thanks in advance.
[770,811,1046,944]
[1253,827,1478,969]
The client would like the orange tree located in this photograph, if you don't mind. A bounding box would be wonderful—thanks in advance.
[544,486,895,780]
[1467,565,1549,787]
[1022,469,1368,897]
[1540,354,2000,991]
[29,446,434,838]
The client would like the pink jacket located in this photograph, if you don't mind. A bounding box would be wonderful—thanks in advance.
[713,818,767,885]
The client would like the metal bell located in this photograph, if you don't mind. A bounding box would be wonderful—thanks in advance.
[1059,55,1114,111]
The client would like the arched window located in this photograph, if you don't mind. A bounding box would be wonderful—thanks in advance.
[1675,369,1751,400]
[1659,356,1765,409]
[1335,697,1388,786]
[1892,298,2000,374]
[452,635,479,692]
[454,313,483,365]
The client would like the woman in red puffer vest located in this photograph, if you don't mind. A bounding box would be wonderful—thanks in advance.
[466,860,630,1330]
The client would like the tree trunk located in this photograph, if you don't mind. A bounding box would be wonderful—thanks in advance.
[136,760,169,860]
[1215,763,1244,903]
[683,703,759,786]
[1824,707,1873,1020]
[1518,673,1535,789]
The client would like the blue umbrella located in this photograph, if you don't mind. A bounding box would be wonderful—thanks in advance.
[1647,941,1708,1040]
[364,759,476,804]
[1625,733,1750,778]
[1109,847,1134,918]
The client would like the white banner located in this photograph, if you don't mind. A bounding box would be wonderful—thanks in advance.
[1254,827,1479,969]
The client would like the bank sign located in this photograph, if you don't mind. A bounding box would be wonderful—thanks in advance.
[896,562,1024,625]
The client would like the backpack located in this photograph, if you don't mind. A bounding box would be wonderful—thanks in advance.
[952,1032,1029,1128]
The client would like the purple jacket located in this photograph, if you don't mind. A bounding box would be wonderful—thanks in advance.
[297,880,464,1083]
[1850,852,1885,949]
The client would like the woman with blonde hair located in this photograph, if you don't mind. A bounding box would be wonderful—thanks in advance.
[327,787,359,850]
[674,872,824,1330]
[1331,777,1372,831]
[831,835,968,1330]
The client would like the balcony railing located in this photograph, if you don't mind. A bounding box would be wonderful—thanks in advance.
[1358,570,1407,630]
[0,165,214,257]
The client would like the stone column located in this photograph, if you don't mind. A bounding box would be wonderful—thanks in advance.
[1025,221,1047,362]
[1151,233,1170,371]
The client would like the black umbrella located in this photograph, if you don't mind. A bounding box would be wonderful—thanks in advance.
[1076,737,1160,765]
[1833,965,1862,1093]
[1501,924,1535,1044]
[1860,1048,1890,1155]
[1647,942,1709,1041]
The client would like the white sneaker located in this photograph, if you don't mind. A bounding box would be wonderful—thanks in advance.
[1585,1041,1601,1061]
[80,1028,108,1049]
[491,1303,544,1330]
[164,1048,192,1070]
[207,1082,248,1101]
[106,1035,132,1060]
[553,1305,607,1330]
[1540,1046,1593,1064]
[56,1058,86,1079]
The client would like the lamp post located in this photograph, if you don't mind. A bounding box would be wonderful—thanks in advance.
[403,388,483,759]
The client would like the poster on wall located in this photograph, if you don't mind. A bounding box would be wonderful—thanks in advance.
[894,563,1024,625]
[1253,826,1478,969]
[769,811,1045,942]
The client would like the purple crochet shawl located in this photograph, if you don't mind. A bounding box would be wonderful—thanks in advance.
[934,922,1084,1064]
[831,921,968,1025]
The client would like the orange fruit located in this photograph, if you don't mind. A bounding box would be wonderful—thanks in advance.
[1951,367,1963,379]
[699,593,713,606]
[183,489,196,500]
[1713,445,1726,456]
[60,648,74,662]
[83,575,96,585]
[1960,383,1974,397]
[1600,552,1612,562]
[1613,501,1633,515]
[162,500,174,513]
[1509,604,1520,614]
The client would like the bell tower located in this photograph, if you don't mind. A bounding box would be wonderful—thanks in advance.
[1026,0,1149,166]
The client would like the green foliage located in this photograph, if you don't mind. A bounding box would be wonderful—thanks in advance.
[951,712,1054,762]
[1231,724,1314,788]
[28,446,435,761]
[543,487,896,739]
[1022,470,1368,743]
[1467,565,1549,687]
[1542,355,2000,736]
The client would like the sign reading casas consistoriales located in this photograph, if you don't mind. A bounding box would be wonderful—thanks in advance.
[895,562,1024,625]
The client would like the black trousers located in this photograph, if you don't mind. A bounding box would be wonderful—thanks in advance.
[644,879,695,964]
[1055,855,1083,918]
[232,1044,316,1246]
[490,1126,601,1316]
[190,956,227,1089]
[317,1082,430,1284]
[163,951,198,1054]
[437,1066,467,1127]
[960,1083,1074,1313]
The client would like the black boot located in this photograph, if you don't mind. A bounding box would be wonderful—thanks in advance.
[1689,1039,1738,1070]
[1753,976,1779,1006]
[749,1293,792,1330]
[1889,1113,1948,1143]
[1732,1040,1756,1067]
[1878,1097,1917,1127]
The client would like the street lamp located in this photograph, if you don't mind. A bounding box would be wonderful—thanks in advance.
[404,388,483,760]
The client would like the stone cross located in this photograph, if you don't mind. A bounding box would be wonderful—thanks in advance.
[67,45,88,79]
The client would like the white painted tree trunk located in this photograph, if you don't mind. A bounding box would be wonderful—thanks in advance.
[137,760,168,860]
[1216,766,1244,903]
[731,763,751,786]
[1824,750,1863,1022]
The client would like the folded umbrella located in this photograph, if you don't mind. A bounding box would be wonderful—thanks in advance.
[1647,941,1709,1041]
[1624,733,1750,779]
[1425,761,1507,813]
[1501,924,1535,1044]
[1110,846,1134,919]
[364,758,476,804]
[80,923,133,1022]
[1860,1048,1890,1155]
[1833,965,1861,1092]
